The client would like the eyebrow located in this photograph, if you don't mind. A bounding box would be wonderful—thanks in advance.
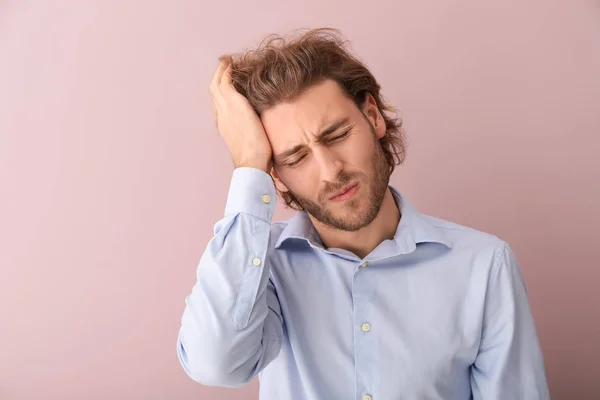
[273,117,352,164]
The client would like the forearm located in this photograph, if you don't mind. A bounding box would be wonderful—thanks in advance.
[177,168,281,387]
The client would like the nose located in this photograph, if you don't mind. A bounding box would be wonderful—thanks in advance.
[313,146,343,184]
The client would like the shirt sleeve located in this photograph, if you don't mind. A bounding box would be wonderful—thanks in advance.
[470,242,550,399]
[176,167,284,387]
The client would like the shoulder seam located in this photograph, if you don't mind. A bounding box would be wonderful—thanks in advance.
[488,241,509,288]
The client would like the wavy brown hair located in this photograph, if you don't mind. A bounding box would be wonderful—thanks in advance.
[221,28,407,210]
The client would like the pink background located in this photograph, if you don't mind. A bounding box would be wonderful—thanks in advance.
[1,1,599,399]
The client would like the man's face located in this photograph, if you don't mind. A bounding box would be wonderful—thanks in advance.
[261,80,390,232]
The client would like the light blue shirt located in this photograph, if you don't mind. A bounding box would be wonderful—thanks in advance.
[177,167,549,399]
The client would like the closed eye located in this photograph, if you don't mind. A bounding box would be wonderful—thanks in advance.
[287,155,306,167]
[284,129,351,167]
[329,130,350,142]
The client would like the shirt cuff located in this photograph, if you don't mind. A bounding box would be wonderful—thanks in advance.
[224,167,277,222]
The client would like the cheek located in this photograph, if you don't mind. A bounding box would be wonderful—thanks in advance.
[344,137,376,166]
[280,167,319,194]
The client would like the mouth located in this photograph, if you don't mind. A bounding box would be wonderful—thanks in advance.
[329,183,359,202]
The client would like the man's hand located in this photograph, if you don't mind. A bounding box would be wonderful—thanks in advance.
[210,60,273,173]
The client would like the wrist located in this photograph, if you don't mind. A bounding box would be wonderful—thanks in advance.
[234,159,271,173]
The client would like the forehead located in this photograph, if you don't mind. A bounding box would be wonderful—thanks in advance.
[261,80,358,148]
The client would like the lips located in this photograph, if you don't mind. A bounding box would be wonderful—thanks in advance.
[329,183,358,200]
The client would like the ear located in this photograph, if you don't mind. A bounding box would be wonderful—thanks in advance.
[270,166,290,193]
[361,92,386,140]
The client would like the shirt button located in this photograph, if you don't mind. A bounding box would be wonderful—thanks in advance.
[361,323,371,332]
[360,261,368,268]
[261,194,271,204]
[252,257,261,266]
[363,395,372,400]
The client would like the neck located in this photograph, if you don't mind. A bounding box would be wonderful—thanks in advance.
[310,187,401,259]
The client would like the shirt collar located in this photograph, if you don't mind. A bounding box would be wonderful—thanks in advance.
[274,185,452,256]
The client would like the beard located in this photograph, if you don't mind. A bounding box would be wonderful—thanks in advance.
[289,132,391,232]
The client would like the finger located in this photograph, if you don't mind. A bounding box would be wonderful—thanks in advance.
[210,61,228,95]
[220,63,233,89]
[220,65,239,98]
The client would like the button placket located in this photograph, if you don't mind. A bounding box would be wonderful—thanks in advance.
[353,258,375,400]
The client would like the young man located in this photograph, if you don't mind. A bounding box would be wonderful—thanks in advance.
[177,29,549,399]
